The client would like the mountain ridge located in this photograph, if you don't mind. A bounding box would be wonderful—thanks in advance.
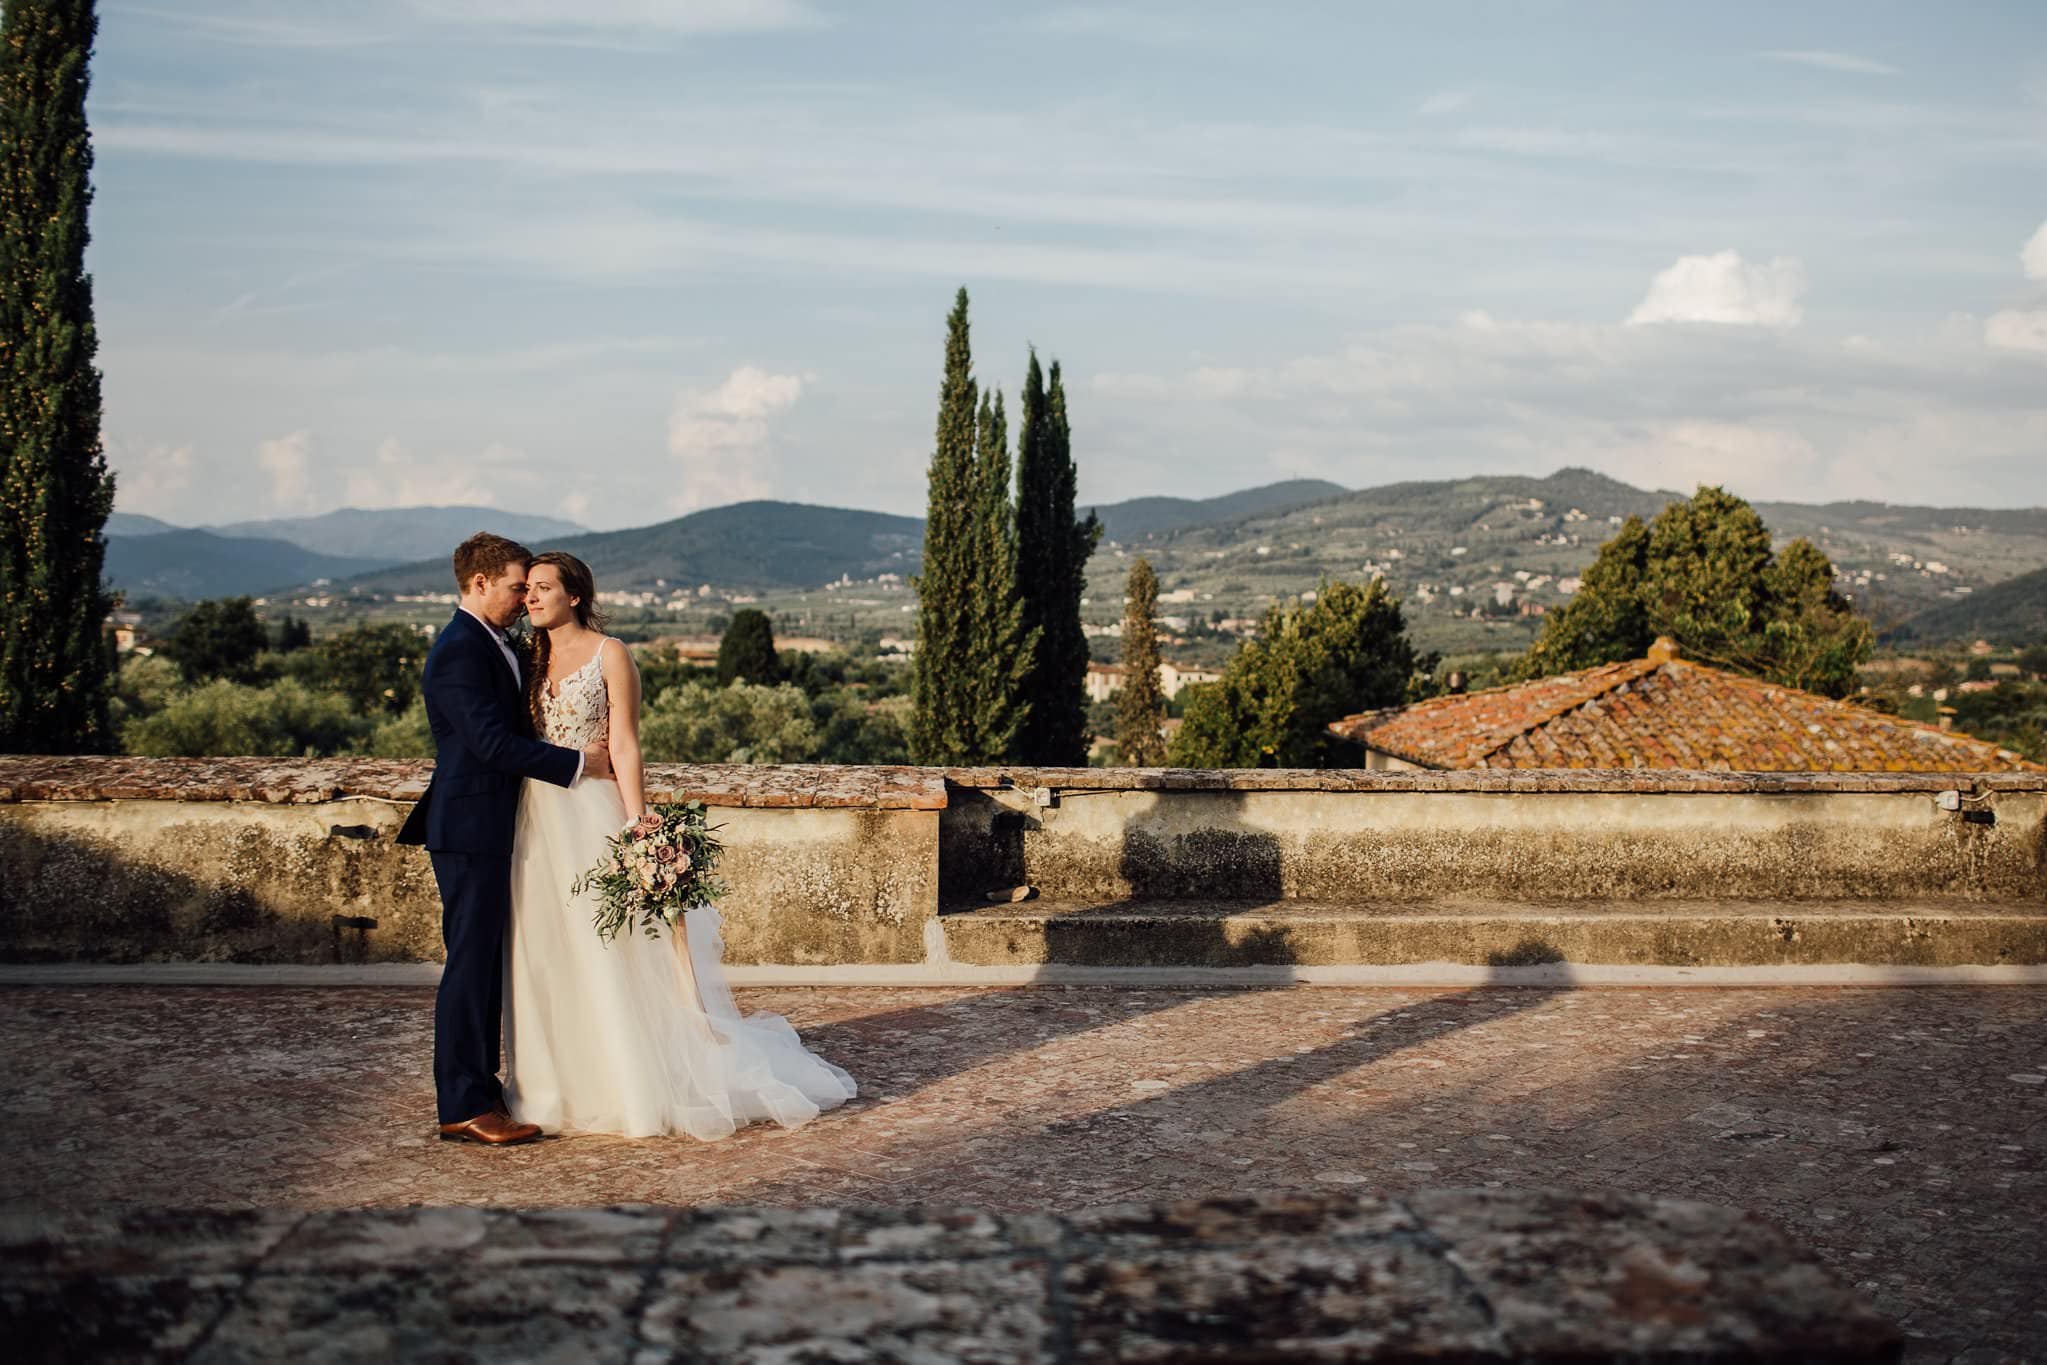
[105,529,385,600]
[106,473,2047,647]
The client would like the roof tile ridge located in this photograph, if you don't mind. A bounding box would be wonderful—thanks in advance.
[1671,657,2045,770]
[1468,656,1661,765]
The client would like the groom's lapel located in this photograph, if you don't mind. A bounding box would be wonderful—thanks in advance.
[456,610,522,707]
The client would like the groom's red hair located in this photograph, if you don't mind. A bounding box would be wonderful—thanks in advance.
[452,532,533,592]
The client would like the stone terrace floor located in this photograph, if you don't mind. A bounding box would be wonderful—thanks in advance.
[3,983,2043,1364]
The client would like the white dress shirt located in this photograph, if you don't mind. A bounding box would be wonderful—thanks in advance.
[459,604,584,784]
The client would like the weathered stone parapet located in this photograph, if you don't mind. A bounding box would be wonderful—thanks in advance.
[0,756,948,809]
[940,782,2047,904]
[945,764,2047,794]
[0,1190,1901,1362]
[3,757,2041,968]
[0,758,940,966]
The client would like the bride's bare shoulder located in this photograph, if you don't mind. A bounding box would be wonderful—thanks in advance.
[597,637,640,682]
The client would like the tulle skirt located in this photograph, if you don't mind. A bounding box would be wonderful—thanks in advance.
[503,775,857,1139]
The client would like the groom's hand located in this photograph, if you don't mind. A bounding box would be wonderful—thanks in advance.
[583,740,613,779]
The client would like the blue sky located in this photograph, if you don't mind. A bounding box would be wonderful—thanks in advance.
[91,1,2047,530]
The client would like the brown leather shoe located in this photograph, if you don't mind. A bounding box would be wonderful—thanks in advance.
[438,1109,541,1145]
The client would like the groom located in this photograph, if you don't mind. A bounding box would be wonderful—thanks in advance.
[397,532,610,1145]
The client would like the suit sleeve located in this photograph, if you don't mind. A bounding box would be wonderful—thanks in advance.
[428,639,582,788]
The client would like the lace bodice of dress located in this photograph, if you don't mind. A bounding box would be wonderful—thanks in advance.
[539,641,611,748]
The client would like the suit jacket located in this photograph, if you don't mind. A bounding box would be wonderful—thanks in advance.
[395,609,582,854]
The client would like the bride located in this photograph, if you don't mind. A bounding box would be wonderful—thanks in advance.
[503,550,857,1139]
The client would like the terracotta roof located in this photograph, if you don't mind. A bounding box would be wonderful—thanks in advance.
[1330,644,2044,773]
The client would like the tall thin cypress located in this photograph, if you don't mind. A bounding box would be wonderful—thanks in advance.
[908,289,980,764]
[964,388,1036,761]
[1116,557,1167,767]
[0,0,115,753]
[1012,357,1101,765]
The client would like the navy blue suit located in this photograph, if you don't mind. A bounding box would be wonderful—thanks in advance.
[397,609,581,1124]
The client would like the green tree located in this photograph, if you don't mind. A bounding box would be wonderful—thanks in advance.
[123,678,368,757]
[909,289,1038,764]
[967,388,1038,760]
[303,622,427,714]
[1169,579,1416,768]
[108,650,177,729]
[1014,352,1101,765]
[716,608,779,685]
[1115,557,1167,766]
[363,697,433,759]
[641,680,822,764]
[273,613,312,653]
[158,597,269,683]
[909,289,980,764]
[814,692,913,765]
[0,0,116,753]
[1516,486,1872,697]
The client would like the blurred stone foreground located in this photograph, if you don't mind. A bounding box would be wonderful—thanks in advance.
[9,1192,1902,1362]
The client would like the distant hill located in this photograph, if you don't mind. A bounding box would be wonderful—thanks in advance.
[105,529,384,599]
[106,512,181,537]
[330,482,1359,595]
[214,505,586,563]
[1073,468,2047,655]
[340,501,926,594]
[1887,563,2047,645]
[127,473,2047,643]
[1093,479,1349,542]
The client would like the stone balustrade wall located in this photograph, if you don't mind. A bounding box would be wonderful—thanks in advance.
[0,757,2041,966]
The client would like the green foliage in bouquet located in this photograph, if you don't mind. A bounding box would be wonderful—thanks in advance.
[572,800,729,944]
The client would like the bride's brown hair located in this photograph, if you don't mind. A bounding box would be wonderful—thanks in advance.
[525,551,610,735]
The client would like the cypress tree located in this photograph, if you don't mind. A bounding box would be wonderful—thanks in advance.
[1014,352,1102,765]
[909,289,982,763]
[0,0,116,753]
[716,608,779,685]
[160,597,269,684]
[962,387,1036,761]
[1116,557,1167,767]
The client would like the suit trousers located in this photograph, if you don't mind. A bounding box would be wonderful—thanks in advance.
[429,850,513,1125]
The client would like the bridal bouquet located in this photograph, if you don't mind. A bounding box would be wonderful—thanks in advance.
[573,800,728,944]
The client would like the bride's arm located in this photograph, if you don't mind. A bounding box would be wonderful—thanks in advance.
[601,638,647,821]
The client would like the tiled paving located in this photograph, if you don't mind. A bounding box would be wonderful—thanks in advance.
[3,983,2043,1363]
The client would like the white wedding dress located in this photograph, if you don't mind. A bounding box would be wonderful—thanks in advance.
[503,640,857,1138]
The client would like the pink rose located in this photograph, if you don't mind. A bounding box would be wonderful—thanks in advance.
[653,844,680,865]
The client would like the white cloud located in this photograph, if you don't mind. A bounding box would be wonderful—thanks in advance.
[1627,251,1807,327]
[256,431,316,511]
[1417,90,1470,116]
[1085,312,2047,505]
[1984,309,2047,354]
[109,440,196,517]
[342,437,503,508]
[2022,220,2047,281]
[666,367,805,514]
[1758,49,1898,76]
[1610,421,1825,498]
[1980,221,2047,355]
